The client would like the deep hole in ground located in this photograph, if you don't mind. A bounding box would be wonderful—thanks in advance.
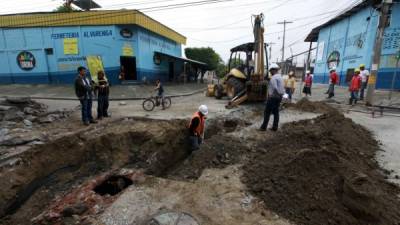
[0,116,248,225]
[93,175,133,196]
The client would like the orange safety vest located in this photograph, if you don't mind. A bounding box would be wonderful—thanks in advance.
[188,111,205,136]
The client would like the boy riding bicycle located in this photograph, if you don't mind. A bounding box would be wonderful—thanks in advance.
[154,79,165,110]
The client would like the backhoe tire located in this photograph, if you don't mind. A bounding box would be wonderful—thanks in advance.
[214,84,224,99]
[226,76,245,99]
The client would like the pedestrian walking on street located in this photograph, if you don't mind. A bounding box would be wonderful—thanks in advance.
[259,63,285,132]
[95,71,110,120]
[349,69,362,105]
[303,70,313,97]
[359,64,370,100]
[327,67,338,98]
[188,105,208,152]
[74,66,97,126]
[284,71,296,101]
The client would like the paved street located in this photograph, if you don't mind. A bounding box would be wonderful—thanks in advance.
[0,83,207,100]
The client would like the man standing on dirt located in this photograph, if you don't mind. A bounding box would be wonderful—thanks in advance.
[359,64,369,101]
[260,63,285,132]
[188,105,208,151]
[326,67,338,99]
[74,66,96,126]
[302,70,313,97]
[349,69,362,105]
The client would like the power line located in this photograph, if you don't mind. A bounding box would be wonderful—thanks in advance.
[0,0,237,27]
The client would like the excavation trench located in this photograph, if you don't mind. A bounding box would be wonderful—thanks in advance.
[0,117,245,225]
[1,103,400,225]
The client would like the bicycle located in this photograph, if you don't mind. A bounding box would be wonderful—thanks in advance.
[142,95,172,111]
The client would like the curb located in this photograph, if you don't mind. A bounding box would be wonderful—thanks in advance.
[1,88,206,101]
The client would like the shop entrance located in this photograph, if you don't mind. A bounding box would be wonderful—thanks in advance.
[120,56,137,80]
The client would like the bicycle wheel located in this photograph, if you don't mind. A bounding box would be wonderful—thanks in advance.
[163,97,172,109]
[142,98,155,111]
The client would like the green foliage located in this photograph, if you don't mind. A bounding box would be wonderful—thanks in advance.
[54,5,80,12]
[216,62,227,78]
[185,47,223,71]
[229,58,245,69]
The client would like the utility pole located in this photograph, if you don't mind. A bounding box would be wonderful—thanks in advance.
[366,0,392,105]
[277,20,293,63]
[266,42,275,61]
[389,49,400,100]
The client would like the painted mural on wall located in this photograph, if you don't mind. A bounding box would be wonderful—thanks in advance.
[17,51,36,71]
[327,51,340,69]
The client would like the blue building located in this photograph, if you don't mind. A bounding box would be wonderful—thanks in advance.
[0,10,204,85]
[305,0,400,89]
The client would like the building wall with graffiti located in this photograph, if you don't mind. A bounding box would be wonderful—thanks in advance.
[314,3,400,89]
[0,24,183,84]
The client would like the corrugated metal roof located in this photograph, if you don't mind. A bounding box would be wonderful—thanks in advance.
[304,0,373,42]
[0,10,186,44]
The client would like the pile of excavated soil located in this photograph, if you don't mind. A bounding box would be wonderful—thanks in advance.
[286,98,333,113]
[242,110,400,225]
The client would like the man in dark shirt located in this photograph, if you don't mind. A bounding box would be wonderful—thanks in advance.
[188,105,208,152]
[74,66,96,126]
[95,70,110,119]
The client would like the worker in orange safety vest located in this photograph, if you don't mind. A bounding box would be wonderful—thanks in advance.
[188,105,208,152]
[349,69,362,105]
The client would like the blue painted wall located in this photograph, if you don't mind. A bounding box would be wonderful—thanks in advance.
[314,4,400,89]
[0,24,183,84]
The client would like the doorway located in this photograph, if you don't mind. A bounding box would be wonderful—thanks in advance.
[168,62,174,81]
[120,56,137,80]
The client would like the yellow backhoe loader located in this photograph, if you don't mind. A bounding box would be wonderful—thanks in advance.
[207,14,269,108]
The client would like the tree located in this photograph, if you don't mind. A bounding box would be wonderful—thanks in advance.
[54,0,80,12]
[185,47,223,71]
[216,62,227,78]
[229,58,245,69]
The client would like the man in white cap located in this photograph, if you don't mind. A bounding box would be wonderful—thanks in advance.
[302,70,313,97]
[326,67,338,99]
[260,63,285,132]
[188,105,208,151]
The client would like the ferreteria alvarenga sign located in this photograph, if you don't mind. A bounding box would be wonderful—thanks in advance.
[50,30,113,39]
[17,51,36,71]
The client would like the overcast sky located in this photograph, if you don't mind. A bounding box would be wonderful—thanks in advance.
[1,0,361,63]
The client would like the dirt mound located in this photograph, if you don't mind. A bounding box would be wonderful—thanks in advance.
[286,98,333,113]
[242,110,400,225]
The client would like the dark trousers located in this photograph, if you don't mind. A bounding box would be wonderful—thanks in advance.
[328,84,335,98]
[349,91,359,105]
[80,98,93,123]
[360,82,367,100]
[285,87,293,100]
[97,95,109,118]
[260,97,282,130]
[189,135,202,152]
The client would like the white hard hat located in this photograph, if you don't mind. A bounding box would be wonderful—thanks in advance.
[199,105,208,115]
[269,63,280,70]
[306,70,311,74]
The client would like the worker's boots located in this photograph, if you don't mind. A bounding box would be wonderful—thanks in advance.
[348,98,353,105]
